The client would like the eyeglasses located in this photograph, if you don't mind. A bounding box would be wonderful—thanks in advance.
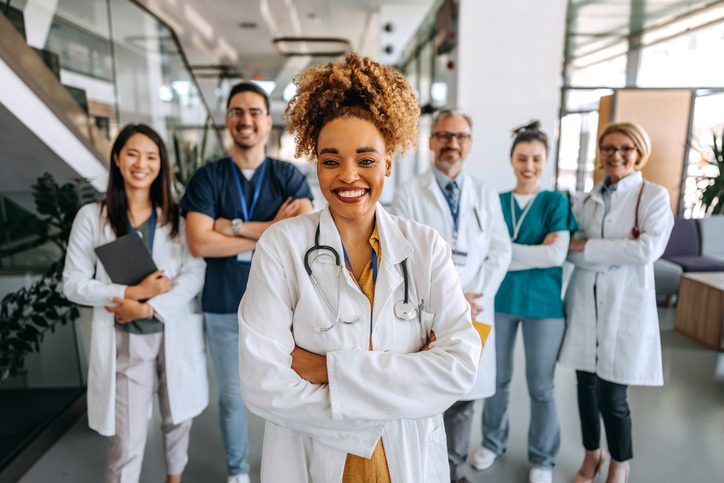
[432,131,472,144]
[227,107,267,119]
[599,145,637,156]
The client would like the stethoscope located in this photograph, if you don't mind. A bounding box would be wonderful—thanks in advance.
[303,224,420,332]
[510,191,538,242]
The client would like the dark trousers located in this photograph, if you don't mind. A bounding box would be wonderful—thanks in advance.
[576,370,633,462]
[444,399,476,480]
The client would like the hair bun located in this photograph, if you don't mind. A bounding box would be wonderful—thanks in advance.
[512,120,541,137]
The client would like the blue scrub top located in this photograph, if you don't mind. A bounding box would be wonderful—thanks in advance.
[495,190,577,319]
[180,157,313,314]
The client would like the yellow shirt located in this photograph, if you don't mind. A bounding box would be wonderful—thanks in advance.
[342,225,391,483]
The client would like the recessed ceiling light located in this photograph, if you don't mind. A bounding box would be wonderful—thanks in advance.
[239,21,258,29]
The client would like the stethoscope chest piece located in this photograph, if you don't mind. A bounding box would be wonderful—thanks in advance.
[394,300,418,321]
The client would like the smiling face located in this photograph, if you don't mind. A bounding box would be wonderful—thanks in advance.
[316,117,390,225]
[511,140,547,190]
[600,131,639,183]
[429,114,472,177]
[225,91,272,150]
[114,133,161,192]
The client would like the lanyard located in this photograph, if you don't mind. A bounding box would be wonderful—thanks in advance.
[128,207,156,254]
[343,246,378,283]
[450,204,460,242]
[510,192,538,242]
[231,158,268,222]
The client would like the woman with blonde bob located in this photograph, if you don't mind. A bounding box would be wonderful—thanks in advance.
[560,122,673,483]
[237,54,480,483]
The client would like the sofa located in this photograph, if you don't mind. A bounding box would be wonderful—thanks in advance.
[654,215,724,303]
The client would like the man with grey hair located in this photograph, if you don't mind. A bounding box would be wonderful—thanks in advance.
[392,107,511,483]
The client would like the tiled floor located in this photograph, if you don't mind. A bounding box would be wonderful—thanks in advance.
[18,309,724,482]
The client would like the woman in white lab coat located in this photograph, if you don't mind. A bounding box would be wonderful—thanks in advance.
[237,54,481,483]
[63,124,207,483]
[560,122,674,483]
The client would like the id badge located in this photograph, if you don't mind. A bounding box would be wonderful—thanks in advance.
[452,249,468,267]
[236,250,254,262]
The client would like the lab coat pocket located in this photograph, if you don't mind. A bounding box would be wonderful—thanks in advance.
[292,294,362,354]
[423,419,448,483]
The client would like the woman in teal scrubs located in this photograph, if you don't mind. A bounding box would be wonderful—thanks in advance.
[476,121,576,483]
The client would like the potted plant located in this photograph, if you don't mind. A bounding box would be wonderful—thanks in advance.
[698,129,724,215]
[0,173,95,380]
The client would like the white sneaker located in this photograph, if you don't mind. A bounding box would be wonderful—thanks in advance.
[529,466,552,483]
[469,446,497,470]
[228,475,250,483]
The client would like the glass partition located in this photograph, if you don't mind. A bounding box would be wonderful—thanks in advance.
[1,0,221,471]
[6,0,224,172]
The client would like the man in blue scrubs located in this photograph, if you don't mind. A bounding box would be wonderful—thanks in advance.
[181,82,313,483]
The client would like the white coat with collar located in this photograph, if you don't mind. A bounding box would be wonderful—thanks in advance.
[238,204,480,483]
[63,202,208,436]
[559,171,674,386]
[391,169,512,399]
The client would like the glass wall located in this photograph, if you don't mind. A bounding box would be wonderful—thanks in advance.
[558,1,724,218]
[6,0,224,182]
[1,0,222,471]
[394,0,449,202]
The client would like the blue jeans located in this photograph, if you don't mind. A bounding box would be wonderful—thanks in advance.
[205,313,249,476]
[482,313,565,468]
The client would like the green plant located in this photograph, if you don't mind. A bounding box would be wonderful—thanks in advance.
[0,173,96,380]
[172,115,213,195]
[699,129,724,215]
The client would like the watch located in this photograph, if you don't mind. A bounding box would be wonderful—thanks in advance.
[231,218,243,237]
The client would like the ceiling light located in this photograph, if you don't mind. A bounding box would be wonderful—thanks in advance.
[251,80,276,95]
[159,85,174,102]
[283,82,298,102]
[273,37,351,57]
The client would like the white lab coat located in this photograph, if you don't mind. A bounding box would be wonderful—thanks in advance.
[63,203,208,436]
[237,204,480,483]
[391,169,511,399]
[559,171,674,386]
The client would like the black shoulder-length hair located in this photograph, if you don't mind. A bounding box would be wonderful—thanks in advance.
[102,123,179,238]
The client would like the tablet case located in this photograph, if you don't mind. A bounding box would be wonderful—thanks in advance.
[94,234,157,285]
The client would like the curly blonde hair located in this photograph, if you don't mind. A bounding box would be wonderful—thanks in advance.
[285,53,419,159]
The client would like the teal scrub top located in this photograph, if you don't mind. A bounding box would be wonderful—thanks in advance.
[495,190,578,319]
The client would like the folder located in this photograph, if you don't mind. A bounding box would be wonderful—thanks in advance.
[94,234,157,285]
[473,321,492,350]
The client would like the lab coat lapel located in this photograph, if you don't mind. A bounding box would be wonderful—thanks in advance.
[373,205,413,324]
[421,169,455,236]
[456,175,474,247]
[317,207,362,295]
[614,170,643,194]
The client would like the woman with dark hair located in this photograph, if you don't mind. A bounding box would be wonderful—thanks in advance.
[237,54,480,483]
[63,124,208,483]
[472,121,576,483]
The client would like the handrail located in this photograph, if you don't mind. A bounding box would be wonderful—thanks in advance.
[0,12,111,165]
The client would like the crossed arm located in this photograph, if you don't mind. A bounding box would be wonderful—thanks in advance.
[186,198,312,258]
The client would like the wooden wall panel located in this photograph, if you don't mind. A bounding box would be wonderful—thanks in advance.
[593,95,614,185]
[595,89,692,213]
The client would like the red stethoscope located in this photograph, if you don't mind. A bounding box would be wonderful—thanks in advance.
[583,181,646,240]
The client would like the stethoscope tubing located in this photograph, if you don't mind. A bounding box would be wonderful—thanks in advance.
[304,223,416,330]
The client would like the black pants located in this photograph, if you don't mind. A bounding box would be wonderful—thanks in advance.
[576,370,633,462]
